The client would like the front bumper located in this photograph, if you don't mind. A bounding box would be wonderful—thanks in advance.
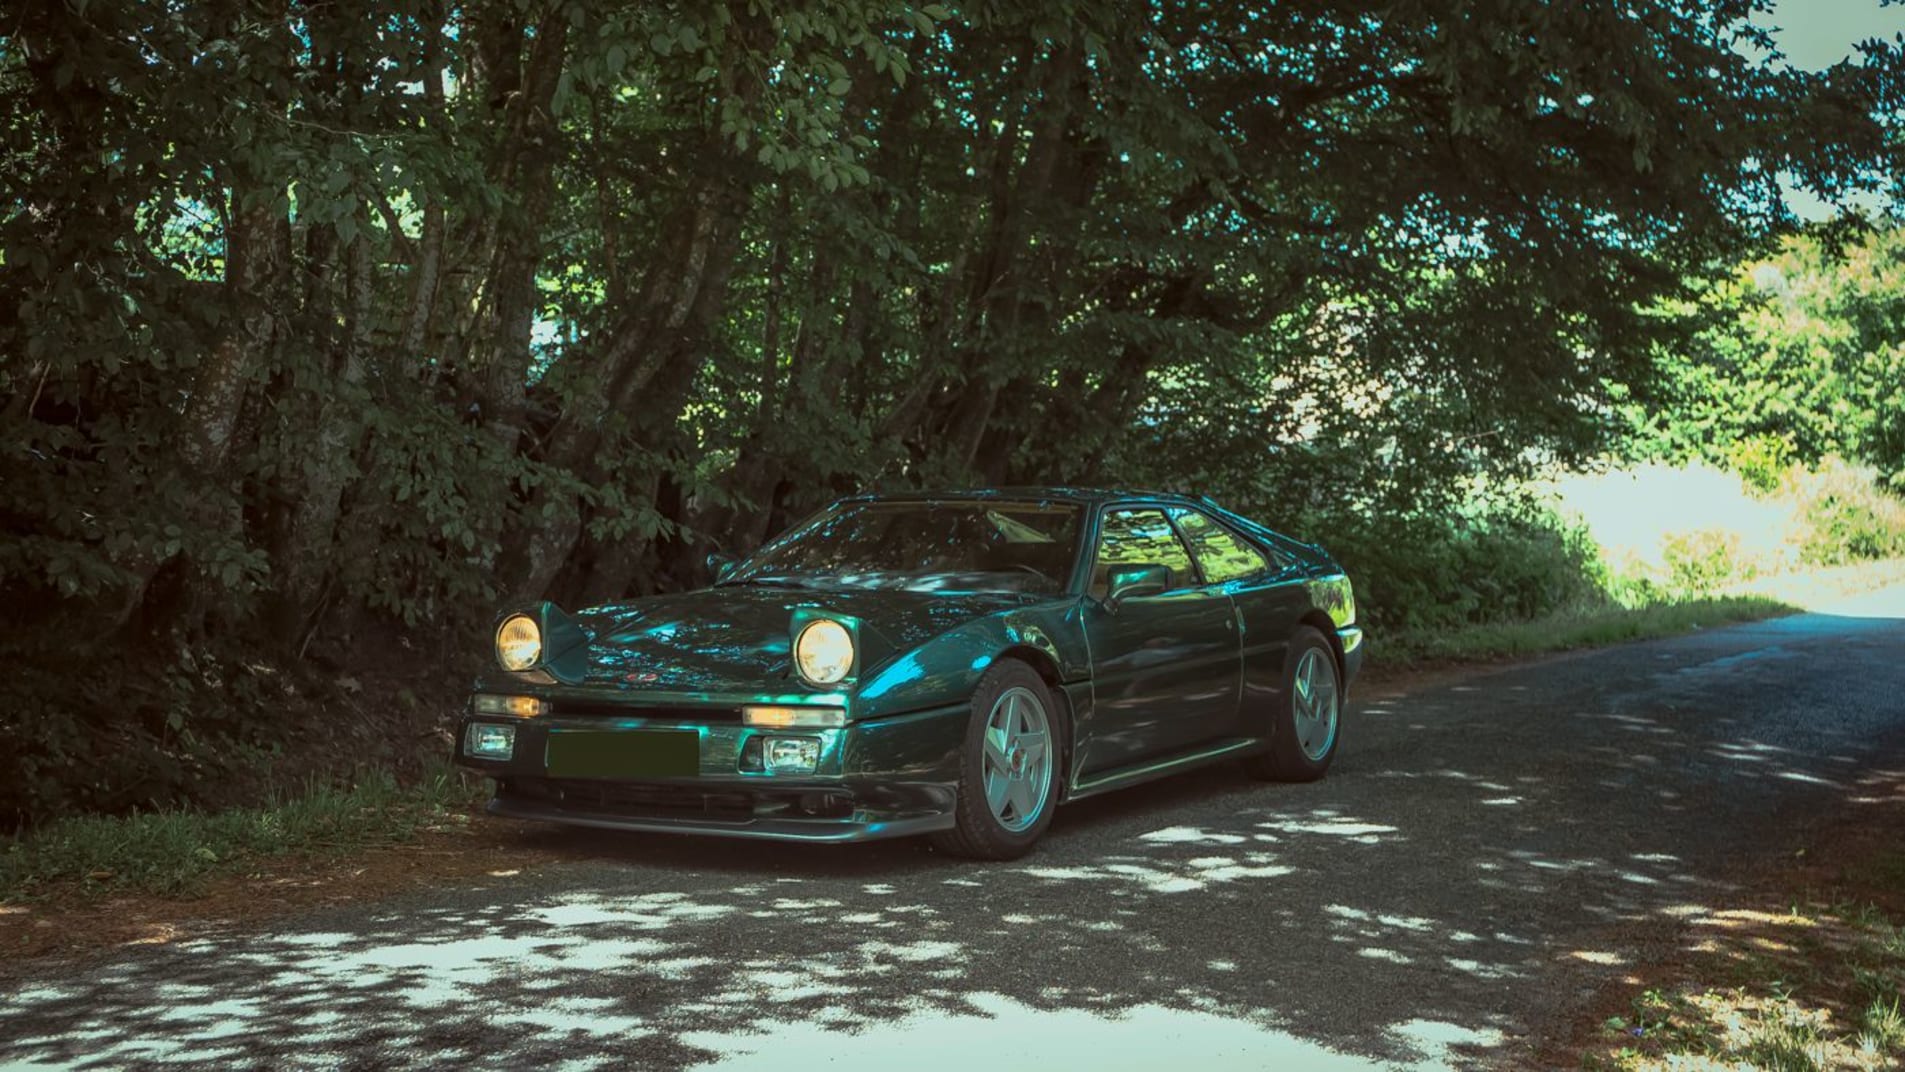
[454,703,966,843]
[1337,624,1365,688]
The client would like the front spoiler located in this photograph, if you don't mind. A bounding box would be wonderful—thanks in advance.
[487,793,954,843]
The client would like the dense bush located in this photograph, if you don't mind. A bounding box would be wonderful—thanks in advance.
[1783,460,1905,566]
[1659,529,1761,597]
[1287,493,1607,637]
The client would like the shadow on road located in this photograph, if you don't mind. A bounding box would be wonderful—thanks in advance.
[3,605,1902,1070]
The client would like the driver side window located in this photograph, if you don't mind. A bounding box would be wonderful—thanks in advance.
[1090,508,1198,599]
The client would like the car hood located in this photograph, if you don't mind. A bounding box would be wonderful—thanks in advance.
[566,586,1032,694]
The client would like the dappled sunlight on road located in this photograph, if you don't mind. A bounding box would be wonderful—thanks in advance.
[681,994,1500,1071]
[2,600,1901,1070]
[0,840,1512,1071]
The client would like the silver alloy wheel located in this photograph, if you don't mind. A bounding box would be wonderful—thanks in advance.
[1291,647,1339,762]
[981,685,1053,833]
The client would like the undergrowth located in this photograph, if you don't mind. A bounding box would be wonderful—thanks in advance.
[0,764,486,903]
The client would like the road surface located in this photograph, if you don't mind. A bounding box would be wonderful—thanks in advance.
[4,586,1903,1070]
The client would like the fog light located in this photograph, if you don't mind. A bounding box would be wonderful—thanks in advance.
[764,736,820,775]
[466,722,515,760]
[473,694,548,717]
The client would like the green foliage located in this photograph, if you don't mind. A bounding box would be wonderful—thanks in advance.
[1634,226,1905,490]
[1311,494,1609,636]
[1782,459,1905,566]
[0,763,484,903]
[0,0,1897,825]
[1660,529,1760,597]
[1380,596,1797,667]
[1726,434,1798,494]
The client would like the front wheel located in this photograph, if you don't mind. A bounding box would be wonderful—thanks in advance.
[1244,626,1341,783]
[930,660,1062,860]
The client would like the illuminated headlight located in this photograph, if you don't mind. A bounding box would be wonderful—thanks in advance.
[743,705,845,729]
[793,619,853,685]
[472,694,549,717]
[764,736,821,775]
[465,723,516,760]
[496,614,542,671]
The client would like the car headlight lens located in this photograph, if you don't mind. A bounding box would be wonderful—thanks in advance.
[496,614,542,671]
[793,619,853,685]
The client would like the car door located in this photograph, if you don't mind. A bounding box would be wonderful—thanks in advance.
[1078,506,1242,774]
[1168,506,1311,735]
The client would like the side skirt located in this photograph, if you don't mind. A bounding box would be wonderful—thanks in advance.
[1062,737,1267,804]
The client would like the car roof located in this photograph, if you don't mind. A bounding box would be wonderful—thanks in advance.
[840,486,1202,507]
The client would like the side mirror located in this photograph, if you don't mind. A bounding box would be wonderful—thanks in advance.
[706,552,739,584]
[1105,564,1170,609]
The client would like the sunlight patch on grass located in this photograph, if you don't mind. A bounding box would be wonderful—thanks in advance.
[1584,868,1905,1072]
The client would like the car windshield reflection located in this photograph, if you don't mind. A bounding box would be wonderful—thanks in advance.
[723,501,1082,595]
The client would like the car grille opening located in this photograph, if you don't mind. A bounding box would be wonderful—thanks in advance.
[545,699,743,722]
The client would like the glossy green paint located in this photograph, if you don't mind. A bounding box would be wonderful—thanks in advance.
[456,487,1365,844]
[474,585,1062,719]
[1078,583,1239,773]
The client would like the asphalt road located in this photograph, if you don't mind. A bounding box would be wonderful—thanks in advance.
[5,586,1905,1071]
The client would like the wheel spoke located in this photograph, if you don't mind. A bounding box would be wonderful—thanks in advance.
[984,769,1010,815]
[984,726,1010,773]
[1016,730,1047,766]
[1006,775,1038,820]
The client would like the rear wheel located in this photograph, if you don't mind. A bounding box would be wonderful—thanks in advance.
[931,660,1062,860]
[1244,626,1341,783]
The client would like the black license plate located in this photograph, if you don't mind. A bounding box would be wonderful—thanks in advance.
[545,730,699,779]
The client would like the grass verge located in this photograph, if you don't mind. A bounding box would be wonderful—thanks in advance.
[0,764,487,904]
[1378,595,1798,669]
[1581,860,1905,1071]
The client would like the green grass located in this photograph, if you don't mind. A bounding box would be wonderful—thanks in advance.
[1379,595,1798,668]
[0,763,487,903]
[1585,848,1905,1071]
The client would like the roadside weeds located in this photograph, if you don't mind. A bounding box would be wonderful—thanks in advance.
[1565,769,1905,1072]
[1375,595,1797,673]
[0,763,486,906]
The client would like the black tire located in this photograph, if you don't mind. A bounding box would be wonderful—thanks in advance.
[929,659,1064,860]
[1244,626,1341,783]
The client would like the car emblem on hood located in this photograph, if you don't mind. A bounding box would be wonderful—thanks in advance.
[623,671,660,685]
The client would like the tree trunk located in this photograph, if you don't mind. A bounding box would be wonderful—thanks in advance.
[273,217,372,646]
[509,177,753,599]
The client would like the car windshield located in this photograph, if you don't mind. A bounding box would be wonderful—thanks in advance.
[726,500,1082,595]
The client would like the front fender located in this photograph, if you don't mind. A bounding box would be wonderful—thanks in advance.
[850,600,1090,721]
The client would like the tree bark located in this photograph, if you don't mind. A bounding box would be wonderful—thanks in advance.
[509,176,753,599]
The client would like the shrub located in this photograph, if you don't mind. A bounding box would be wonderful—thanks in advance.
[1781,459,1905,566]
[1660,528,1760,597]
[1301,492,1607,636]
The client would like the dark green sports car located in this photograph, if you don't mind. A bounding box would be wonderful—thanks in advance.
[454,488,1362,859]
